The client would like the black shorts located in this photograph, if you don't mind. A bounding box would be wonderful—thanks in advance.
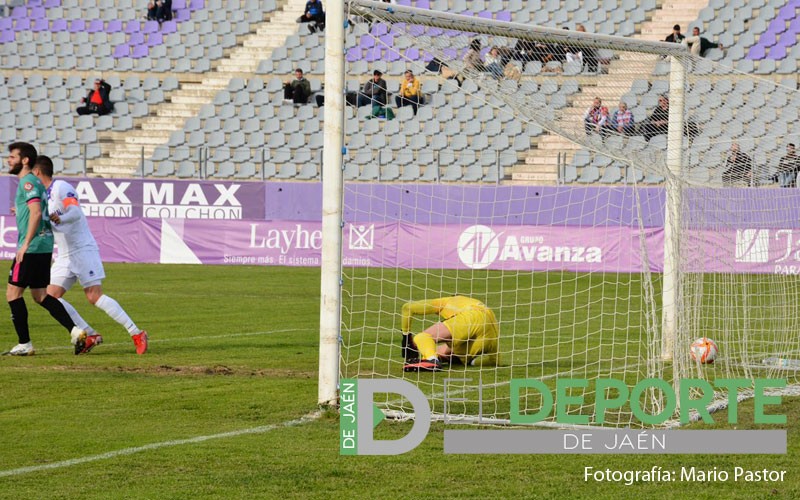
[8,253,52,289]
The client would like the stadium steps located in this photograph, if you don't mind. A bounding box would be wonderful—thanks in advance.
[511,0,709,184]
[89,0,306,177]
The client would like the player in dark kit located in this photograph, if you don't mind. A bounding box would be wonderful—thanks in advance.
[2,142,86,356]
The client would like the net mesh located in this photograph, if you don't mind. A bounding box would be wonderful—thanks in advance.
[338,0,800,427]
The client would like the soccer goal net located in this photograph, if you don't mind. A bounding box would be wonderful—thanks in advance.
[328,0,800,428]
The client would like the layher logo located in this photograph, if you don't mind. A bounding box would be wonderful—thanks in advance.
[457,225,603,269]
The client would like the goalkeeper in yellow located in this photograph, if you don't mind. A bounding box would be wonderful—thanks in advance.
[401,296,499,372]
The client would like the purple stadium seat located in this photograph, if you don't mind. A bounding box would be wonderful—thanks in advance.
[69,18,86,32]
[442,48,458,60]
[0,30,14,43]
[767,17,787,35]
[51,18,67,32]
[371,23,389,37]
[147,31,163,47]
[13,18,31,32]
[161,20,177,34]
[406,24,425,37]
[174,9,191,22]
[415,0,430,9]
[44,0,60,7]
[346,46,361,62]
[385,48,401,62]
[364,47,382,62]
[779,3,798,21]
[768,44,787,60]
[29,7,46,19]
[422,50,434,62]
[10,6,26,18]
[172,0,187,8]
[759,30,778,47]
[496,11,512,22]
[190,0,205,11]
[129,33,145,45]
[113,44,129,58]
[31,18,49,32]
[748,44,766,60]
[404,47,419,60]
[396,0,411,5]
[143,20,159,34]
[107,20,123,33]
[379,34,393,47]
[0,18,12,30]
[86,19,104,33]
[460,10,474,18]
[359,35,375,49]
[125,20,141,34]
[478,11,492,19]
[28,0,43,6]
[131,44,149,59]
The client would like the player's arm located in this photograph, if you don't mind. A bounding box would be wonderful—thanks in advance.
[50,195,81,225]
[17,199,42,262]
[400,297,449,333]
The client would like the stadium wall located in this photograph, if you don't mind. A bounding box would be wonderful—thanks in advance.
[0,177,798,274]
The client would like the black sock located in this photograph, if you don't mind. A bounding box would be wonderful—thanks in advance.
[9,297,29,344]
[40,295,75,332]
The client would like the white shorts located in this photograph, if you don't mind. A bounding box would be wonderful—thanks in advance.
[50,250,106,290]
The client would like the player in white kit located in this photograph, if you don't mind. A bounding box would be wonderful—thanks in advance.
[33,156,149,355]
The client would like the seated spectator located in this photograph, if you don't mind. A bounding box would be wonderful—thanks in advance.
[284,68,311,105]
[640,95,670,141]
[683,26,723,57]
[298,0,325,33]
[357,70,387,108]
[610,101,635,136]
[77,78,113,116]
[776,143,800,188]
[485,47,504,79]
[583,97,609,136]
[463,39,485,73]
[146,0,172,22]
[665,24,685,44]
[722,143,753,186]
[395,70,422,115]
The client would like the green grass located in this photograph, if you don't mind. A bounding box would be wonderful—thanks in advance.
[0,263,798,499]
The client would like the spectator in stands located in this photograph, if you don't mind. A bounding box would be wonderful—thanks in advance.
[665,24,685,44]
[722,143,753,186]
[77,79,113,116]
[284,68,311,105]
[485,47,504,79]
[463,39,485,73]
[357,70,387,108]
[298,0,325,33]
[684,26,723,57]
[776,143,800,188]
[610,101,635,136]
[395,70,422,115]
[146,0,172,22]
[583,97,609,136]
[640,94,670,141]
[574,24,599,73]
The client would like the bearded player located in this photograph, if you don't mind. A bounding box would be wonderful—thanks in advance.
[33,155,148,355]
[401,295,499,372]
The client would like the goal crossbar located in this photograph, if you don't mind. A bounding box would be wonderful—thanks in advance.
[349,0,689,56]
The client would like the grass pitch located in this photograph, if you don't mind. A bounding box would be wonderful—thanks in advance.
[0,263,798,499]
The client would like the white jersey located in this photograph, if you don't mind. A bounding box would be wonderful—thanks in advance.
[47,179,99,258]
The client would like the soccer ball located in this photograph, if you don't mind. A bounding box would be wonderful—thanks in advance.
[690,337,718,364]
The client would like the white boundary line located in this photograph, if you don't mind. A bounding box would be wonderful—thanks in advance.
[0,410,323,478]
[28,328,310,353]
